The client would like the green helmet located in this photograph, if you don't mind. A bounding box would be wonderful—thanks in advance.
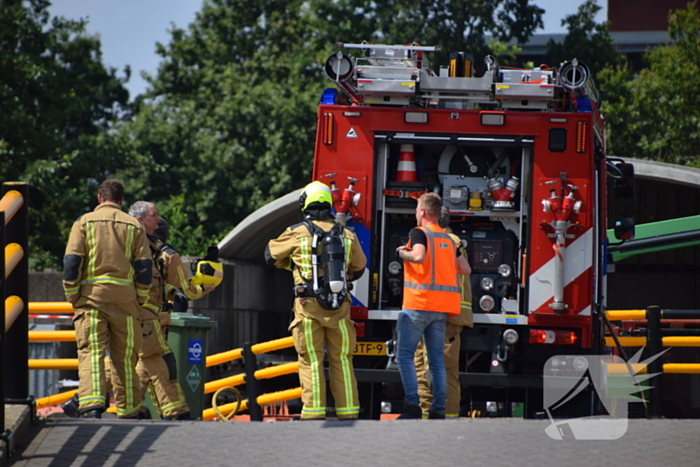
[299,181,332,211]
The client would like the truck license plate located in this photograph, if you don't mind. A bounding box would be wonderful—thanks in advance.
[353,341,386,356]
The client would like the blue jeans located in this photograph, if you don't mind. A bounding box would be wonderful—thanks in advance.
[396,308,447,413]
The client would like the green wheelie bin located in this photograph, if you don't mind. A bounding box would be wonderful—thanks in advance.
[145,312,217,419]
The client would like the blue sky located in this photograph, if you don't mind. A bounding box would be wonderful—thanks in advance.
[48,0,606,100]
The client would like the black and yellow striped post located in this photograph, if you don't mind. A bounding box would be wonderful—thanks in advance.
[1,209,5,435]
[3,183,28,400]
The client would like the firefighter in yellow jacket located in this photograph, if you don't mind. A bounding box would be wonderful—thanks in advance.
[414,209,472,419]
[129,202,216,420]
[265,181,367,420]
[63,179,152,418]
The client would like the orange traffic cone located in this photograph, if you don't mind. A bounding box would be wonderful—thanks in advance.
[396,144,417,182]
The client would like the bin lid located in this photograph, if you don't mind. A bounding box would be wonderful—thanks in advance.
[169,312,217,328]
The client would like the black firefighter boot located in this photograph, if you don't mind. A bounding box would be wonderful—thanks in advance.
[81,407,104,419]
[163,411,193,421]
[60,395,81,418]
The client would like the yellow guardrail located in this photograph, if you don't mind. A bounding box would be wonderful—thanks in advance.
[606,363,648,374]
[662,364,700,374]
[29,358,112,370]
[605,309,647,321]
[203,387,302,421]
[28,302,73,314]
[29,330,76,342]
[35,390,77,410]
[30,333,299,421]
[206,336,294,367]
[604,336,700,347]
[204,362,299,394]
[604,336,647,347]
[606,364,700,375]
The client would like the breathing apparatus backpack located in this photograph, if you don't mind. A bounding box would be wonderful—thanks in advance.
[302,220,348,310]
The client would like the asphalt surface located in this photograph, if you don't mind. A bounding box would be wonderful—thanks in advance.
[10,416,700,467]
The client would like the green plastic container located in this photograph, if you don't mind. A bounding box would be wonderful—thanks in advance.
[146,312,216,419]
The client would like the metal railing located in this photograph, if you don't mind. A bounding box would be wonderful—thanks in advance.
[605,306,700,418]
[33,335,301,422]
[1,182,30,456]
[203,337,299,421]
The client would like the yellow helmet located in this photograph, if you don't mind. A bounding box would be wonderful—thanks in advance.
[299,181,332,211]
[191,260,224,287]
[190,246,223,287]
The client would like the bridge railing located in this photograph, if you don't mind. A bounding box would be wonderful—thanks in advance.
[1,182,31,454]
[605,306,700,418]
[32,329,302,421]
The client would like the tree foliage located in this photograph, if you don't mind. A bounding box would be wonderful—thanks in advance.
[114,0,545,252]
[3,0,545,268]
[599,2,700,165]
[312,0,544,67]
[0,0,131,269]
[545,0,626,78]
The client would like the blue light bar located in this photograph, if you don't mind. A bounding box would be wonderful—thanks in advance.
[576,96,592,113]
[320,88,339,105]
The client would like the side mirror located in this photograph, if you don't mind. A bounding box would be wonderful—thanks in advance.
[610,161,635,241]
[614,217,635,241]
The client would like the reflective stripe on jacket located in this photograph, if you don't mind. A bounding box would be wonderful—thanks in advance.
[447,232,473,327]
[141,239,203,319]
[403,224,460,316]
[141,238,166,318]
[63,203,152,305]
[266,219,366,286]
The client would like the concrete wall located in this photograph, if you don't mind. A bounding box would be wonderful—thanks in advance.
[29,270,64,302]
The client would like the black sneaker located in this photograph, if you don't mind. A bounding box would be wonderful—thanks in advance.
[61,395,80,418]
[428,410,445,420]
[397,403,422,420]
[81,408,104,419]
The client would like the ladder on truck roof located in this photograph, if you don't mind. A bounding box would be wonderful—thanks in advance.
[324,42,597,111]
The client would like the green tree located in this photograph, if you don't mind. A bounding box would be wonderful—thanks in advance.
[0,0,132,269]
[116,0,545,253]
[114,0,323,251]
[546,0,627,79]
[312,0,544,68]
[599,2,700,165]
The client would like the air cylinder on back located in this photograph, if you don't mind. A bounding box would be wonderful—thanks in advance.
[322,234,346,293]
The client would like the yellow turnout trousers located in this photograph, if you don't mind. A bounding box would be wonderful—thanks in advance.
[290,299,359,419]
[136,317,188,418]
[74,299,142,417]
[415,322,462,419]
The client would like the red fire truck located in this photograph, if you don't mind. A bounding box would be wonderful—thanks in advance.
[312,42,635,418]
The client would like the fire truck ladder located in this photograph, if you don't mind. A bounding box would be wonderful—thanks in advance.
[325,42,596,110]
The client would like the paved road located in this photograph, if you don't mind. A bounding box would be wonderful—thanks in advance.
[11,417,700,467]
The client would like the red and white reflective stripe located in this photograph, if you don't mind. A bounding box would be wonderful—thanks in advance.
[529,227,593,313]
[29,315,68,319]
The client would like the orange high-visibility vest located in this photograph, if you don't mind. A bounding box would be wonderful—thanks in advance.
[403,224,460,316]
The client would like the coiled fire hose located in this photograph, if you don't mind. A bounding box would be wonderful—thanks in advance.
[211,386,243,422]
